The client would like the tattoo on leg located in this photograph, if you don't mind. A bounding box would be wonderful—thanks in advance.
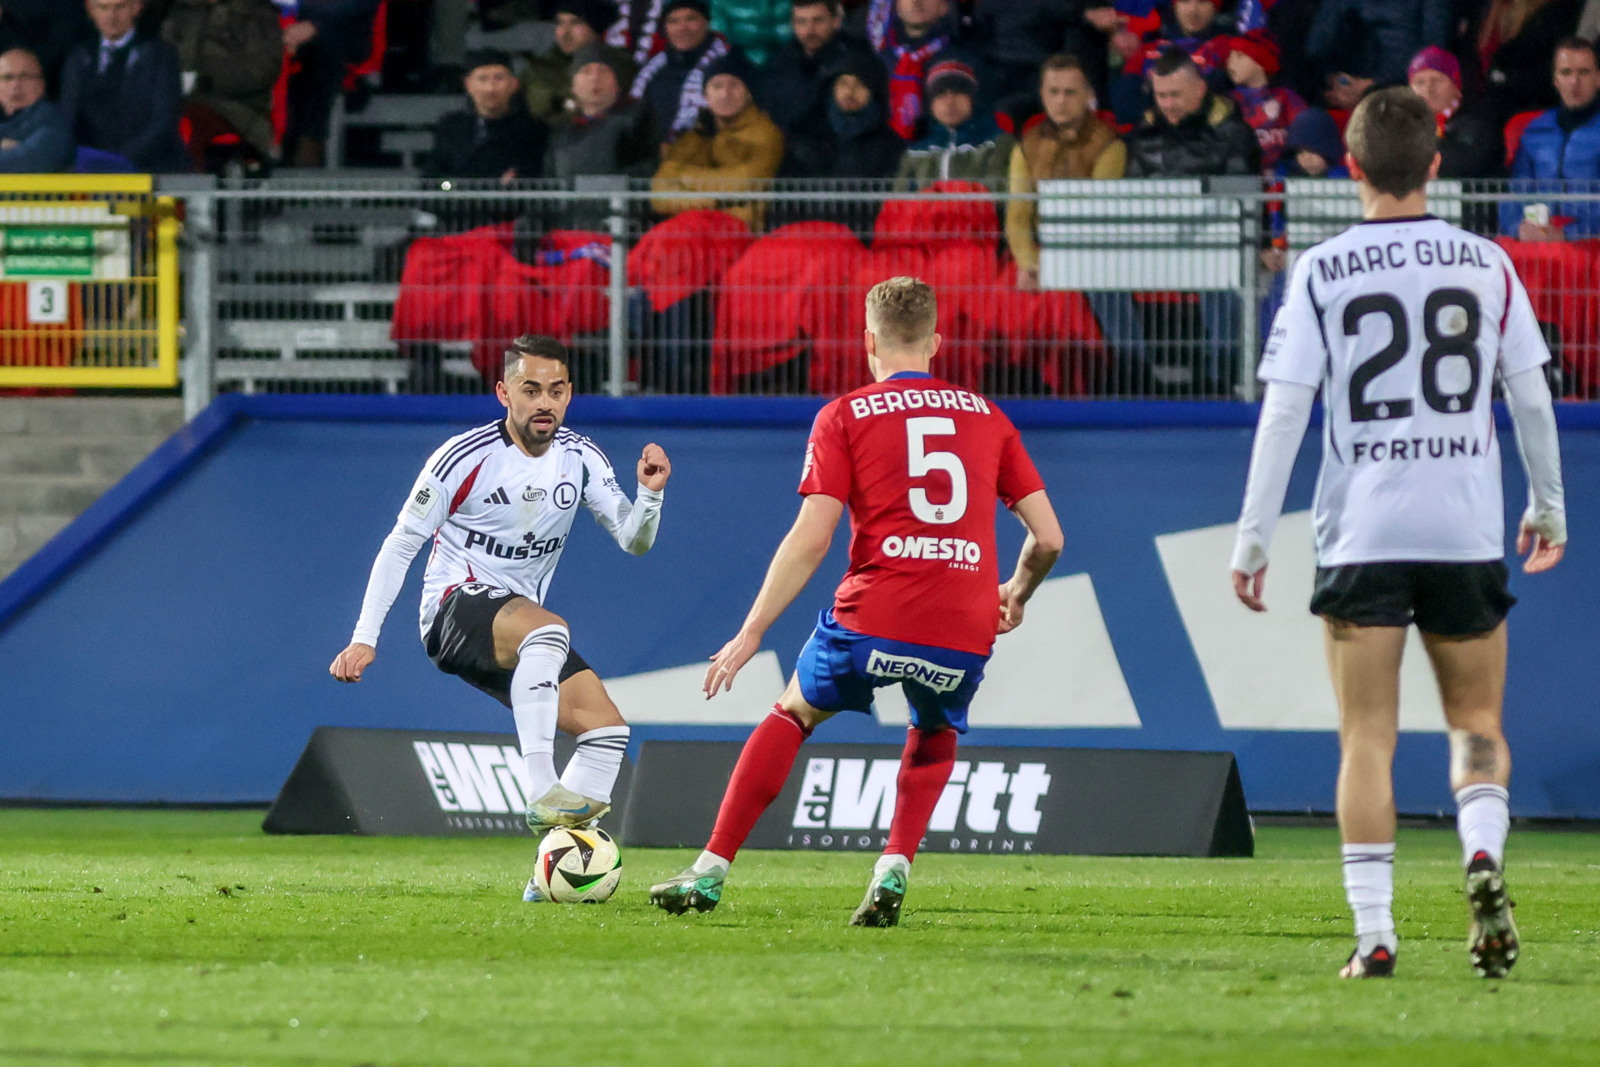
[1465,733,1499,776]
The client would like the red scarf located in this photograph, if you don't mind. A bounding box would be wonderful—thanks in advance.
[885,29,947,140]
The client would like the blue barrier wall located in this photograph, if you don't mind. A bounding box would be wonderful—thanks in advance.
[1,396,1595,815]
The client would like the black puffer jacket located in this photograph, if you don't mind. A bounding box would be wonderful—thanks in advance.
[1124,93,1261,177]
[782,50,903,180]
[758,30,878,143]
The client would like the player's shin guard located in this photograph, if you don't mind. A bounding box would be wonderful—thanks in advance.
[511,624,568,800]
[1455,783,1510,868]
[884,726,959,861]
[560,725,630,805]
[1342,842,1397,956]
[705,704,811,862]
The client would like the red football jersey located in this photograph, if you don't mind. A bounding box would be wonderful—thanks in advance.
[798,372,1046,655]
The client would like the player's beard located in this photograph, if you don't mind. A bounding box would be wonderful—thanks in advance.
[511,408,562,451]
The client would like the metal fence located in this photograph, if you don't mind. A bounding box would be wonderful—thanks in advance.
[174,177,1600,415]
[0,175,180,390]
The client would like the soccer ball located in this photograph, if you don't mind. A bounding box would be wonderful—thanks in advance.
[535,826,623,903]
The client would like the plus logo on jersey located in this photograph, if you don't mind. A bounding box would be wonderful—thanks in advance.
[787,757,1052,852]
[463,530,567,560]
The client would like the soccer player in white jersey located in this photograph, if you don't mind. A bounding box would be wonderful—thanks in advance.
[328,335,672,900]
[1231,89,1568,979]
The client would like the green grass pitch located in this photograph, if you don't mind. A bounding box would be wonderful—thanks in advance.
[2,811,1599,1065]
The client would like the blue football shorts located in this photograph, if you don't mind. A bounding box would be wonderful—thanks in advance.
[794,609,990,733]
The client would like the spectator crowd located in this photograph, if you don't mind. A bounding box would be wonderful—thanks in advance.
[7,0,1600,394]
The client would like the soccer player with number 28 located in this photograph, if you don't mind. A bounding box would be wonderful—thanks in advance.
[1232,89,1568,979]
[651,277,1064,925]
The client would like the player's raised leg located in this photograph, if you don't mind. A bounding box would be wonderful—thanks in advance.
[850,721,959,928]
[524,666,633,901]
[1325,619,1405,978]
[1423,622,1518,977]
[488,597,593,833]
[650,677,835,914]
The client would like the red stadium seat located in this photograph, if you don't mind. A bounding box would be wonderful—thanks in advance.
[628,210,753,313]
[1503,110,1542,169]
[713,222,865,393]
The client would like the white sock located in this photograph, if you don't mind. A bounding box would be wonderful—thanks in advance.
[511,624,568,801]
[692,850,730,874]
[560,725,631,804]
[1342,842,1397,955]
[1455,783,1510,867]
[875,853,911,876]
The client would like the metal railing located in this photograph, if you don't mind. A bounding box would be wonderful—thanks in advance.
[165,177,1600,416]
[0,175,180,390]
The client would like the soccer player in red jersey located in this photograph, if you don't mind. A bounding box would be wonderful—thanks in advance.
[649,277,1064,925]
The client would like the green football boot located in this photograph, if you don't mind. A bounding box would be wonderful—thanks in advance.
[649,865,725,914]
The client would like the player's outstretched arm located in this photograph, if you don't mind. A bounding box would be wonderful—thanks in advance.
[1503,366,1567,574]
[331,521,432,683]
[1230,381,1316,611]
[704,493,845,697]
[998,490,1064,634]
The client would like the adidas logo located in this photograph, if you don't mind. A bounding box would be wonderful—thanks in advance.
[482,487,510,505]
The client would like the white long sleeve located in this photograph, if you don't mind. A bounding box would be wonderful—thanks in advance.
[1231,381,1317,574]
[608,484,664,554]
[1503,366,1567,545]
[350,523,431,646]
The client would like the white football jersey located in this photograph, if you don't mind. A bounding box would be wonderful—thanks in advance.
[1262,215,1551,565]
[396,421,659,638]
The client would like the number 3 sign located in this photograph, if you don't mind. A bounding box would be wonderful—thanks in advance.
[26,280,68,325]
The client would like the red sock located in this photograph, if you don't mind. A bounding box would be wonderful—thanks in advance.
[706,705,810,861]
[885,727,958,860]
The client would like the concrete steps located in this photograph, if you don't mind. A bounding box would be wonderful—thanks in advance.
[0,398,184,583]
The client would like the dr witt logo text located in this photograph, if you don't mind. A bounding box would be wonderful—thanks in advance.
[788,757,1051,852]
[412,741,533,832]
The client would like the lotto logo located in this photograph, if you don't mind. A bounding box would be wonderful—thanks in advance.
[791,757,1051,836]
[413,741,532,815]
[865,649,964,693]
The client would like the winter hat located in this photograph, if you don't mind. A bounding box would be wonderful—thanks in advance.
[1284,107,1345,166]
[662,0,711,19]
[569,42,627,82]
[464,49,517,76]
[1407,45,1461,90]
[704,50,758,92]
[1228,31,1280,78]
[555,0,621,38]
[924,57,979,99]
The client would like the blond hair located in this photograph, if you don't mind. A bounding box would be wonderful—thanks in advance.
[865,276,938,349]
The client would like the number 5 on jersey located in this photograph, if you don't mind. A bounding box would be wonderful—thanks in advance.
[907,417,967,524]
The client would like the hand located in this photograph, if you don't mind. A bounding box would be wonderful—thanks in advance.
[1111,29,1141,60]
[1517,518,1566,573]
[704,630,760,698]
[1232,567,1267,612]
[1518,221,1564,243]
[284,21,317,55]
[1017,267,1040,292]
[1084,6,1122,31]
[638,443,671,491]
[500,168,518,185]
[998,582,1027,634]
[0,139,16,151]
[1260,247,1286,272]
[329,642,376,682]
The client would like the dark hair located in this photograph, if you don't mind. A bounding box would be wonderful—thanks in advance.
[1345,87,1436,197]
[504,334,572,379]
[464,48,516,76]
[1150,48,1201,80]
[791,0,843,15]
[1553,35,1599,66]
[1039,53,1084,79]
